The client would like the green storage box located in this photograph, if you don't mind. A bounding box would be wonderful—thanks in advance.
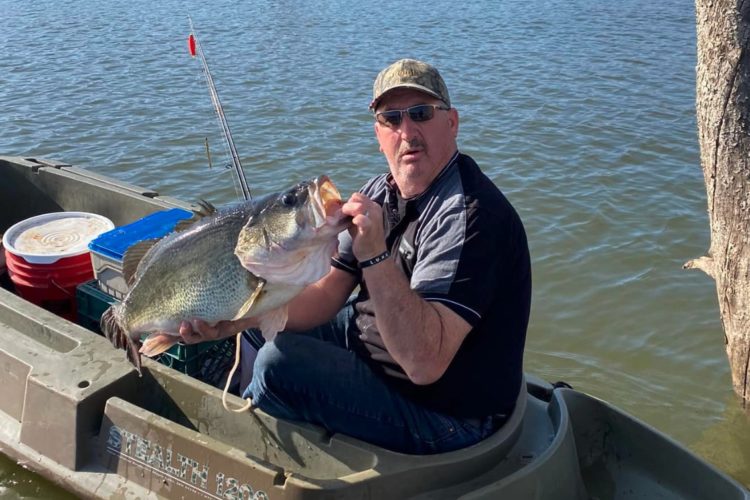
[75,279,235,381]
[155,337,235,380]
[76,279,118,334]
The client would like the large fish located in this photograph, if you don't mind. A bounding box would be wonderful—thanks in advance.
[101,176,350,374]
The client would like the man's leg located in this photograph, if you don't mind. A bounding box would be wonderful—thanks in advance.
[241,318,497,454]
[238,303,353,388]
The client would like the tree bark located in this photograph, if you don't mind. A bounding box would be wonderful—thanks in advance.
[687,0,750,404]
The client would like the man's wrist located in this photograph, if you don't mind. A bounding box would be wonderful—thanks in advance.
[359,249,391,269]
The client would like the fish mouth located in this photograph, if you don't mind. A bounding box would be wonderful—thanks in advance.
[310,176,347,228]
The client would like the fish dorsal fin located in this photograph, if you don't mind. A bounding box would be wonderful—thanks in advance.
[172,200,218,233]
[194,199,218,217]
[172,218,197,233]
[121,201,219,287]
[122,238,161,286]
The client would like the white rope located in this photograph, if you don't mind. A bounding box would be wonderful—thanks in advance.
[221,332,253,412]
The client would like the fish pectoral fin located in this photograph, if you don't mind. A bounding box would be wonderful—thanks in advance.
[232,279,266,320]
[139,332,179,357]
[257,305,289,342]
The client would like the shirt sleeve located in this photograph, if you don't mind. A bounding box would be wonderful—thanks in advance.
[411,199,512,327]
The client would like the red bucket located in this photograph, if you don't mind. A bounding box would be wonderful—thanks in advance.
[3,212,114,321]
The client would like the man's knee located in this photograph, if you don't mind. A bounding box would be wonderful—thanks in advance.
[252,334,306,387]
[244,334,317,417]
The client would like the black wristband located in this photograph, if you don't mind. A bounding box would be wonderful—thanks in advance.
[359,249,391,269]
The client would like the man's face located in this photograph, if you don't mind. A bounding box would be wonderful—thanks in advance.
[374,89,459,198]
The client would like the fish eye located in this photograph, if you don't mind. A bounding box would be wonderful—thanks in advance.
[281,191,297,206]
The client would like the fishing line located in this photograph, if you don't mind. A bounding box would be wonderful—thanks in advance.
[188,16,253,202]
[189,47,236,194]
[188,17,255,413]
[204,137,213,169]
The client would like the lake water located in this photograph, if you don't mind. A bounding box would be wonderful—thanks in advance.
[2,0,749,496]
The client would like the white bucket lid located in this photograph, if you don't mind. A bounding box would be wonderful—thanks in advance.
[2,212,115,264]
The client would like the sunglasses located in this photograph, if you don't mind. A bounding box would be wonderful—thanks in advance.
[374,104,449,127]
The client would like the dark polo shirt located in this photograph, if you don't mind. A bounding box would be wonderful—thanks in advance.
[332,151,531,418]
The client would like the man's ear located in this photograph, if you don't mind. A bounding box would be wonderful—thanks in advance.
[450,108,460,137]
[374,122,385,149]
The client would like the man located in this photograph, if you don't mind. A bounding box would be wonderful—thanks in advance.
[181,59,531,455]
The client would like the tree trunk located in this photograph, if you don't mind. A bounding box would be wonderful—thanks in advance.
[686,0,750,404]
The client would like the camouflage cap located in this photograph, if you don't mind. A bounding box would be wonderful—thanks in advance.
[369,59,451,111]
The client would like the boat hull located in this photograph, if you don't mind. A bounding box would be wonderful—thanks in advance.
[0,156,747,499]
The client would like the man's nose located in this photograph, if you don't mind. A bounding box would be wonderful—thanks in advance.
[397,113,419,138]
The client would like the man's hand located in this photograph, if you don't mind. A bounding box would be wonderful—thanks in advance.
[178,317,257,344]
[342,193,388,262]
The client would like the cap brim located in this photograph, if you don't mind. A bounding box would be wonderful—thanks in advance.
[369,84,445,111]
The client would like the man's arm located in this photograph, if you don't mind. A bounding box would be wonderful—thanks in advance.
[363,257,471,385]
[283,266,357,331]
[179,266,357,343]
[342,192,471,385]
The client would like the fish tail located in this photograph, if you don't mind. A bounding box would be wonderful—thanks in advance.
[100,305,142,376]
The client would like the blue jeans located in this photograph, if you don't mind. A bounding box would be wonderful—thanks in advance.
[240,306,500,455]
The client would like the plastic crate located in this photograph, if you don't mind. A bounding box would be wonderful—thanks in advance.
[76,276,235,381]
[155,337,236,382]
[76,279,118,334]
[87,208,194,299]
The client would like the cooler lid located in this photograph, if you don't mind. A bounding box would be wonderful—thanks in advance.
[88,208,193,261]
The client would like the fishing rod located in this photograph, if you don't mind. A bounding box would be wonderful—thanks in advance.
[188,17,252,201]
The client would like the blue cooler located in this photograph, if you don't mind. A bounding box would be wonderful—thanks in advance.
[87,208,193,300]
